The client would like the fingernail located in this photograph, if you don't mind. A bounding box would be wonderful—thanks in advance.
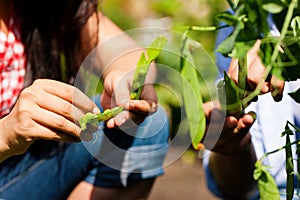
[151,102,157,112]
[120,99,129,107]
[129,102,135,110]
[233,127,239,134]
[93,107,100,114]
[247,111,257,121]
[117,118,126,126]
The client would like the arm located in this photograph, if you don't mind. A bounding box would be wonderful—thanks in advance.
[0,79,99,162]
[203,101,258,198]
[81,12,157,128]
[205,16,286,198]
[228,40,285,102]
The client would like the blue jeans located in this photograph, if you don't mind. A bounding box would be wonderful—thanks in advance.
[0,96,169,200]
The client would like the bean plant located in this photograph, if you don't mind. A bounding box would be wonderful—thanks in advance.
[193,0,300,199]
[80,0,300,198]
[79,36,168,130]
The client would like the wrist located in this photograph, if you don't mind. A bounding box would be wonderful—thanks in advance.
[211,132,253,156]
[0,117,13,162]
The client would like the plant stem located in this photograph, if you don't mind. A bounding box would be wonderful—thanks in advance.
[260,120,300,160]
[190,25,230,32]
[238,55,247,102]
[226,0,236,10]
[242,0,298,106]
[260,139,300,160]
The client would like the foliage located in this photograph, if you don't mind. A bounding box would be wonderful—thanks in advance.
[79,36,167,130]
[213,0,300,198]
[130,36,168,99]
[100,0,224,141]
[216,0,300,105]
[98,1,300,197]
[179,33,206,149]
[253,160,280,200]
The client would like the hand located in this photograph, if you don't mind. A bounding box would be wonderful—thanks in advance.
[101,68,158,129]
[0,79,99,157]
[228,40,285,102]
[202,101,255,155]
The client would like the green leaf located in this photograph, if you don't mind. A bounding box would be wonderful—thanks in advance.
[215,11,239,26]
[130,52,147,100]
[80,36,167,130]
[217,34,236,55]
[131,36,168,100]
[217,21,245,56]
[180,38,206,149]
[253,160,281,200]
[231,40,256,59]
[217,72,243,118]
[261,0,286,14]
[146,36,168,62]
[291,16,300,36]
[289,87,300,103]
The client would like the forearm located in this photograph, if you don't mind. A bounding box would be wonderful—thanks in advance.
[97,13,156,82]
[81,12,156,82]
[208,138,258,199]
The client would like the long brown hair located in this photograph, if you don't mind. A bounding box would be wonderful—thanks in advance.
[14,0,99,83]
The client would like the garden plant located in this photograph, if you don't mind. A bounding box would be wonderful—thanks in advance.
[81,0,300,198]
[191,0,300,199]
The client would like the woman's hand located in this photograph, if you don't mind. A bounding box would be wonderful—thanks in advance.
[228,40,285,102]
[0,79,99,160]
[101,67,157,129]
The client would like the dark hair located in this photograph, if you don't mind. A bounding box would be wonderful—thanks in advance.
[14,0,99,83]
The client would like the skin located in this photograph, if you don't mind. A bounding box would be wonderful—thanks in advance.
[70,13,158,200]
[205,40,286,198]
[0,2,158,199]
[0,2,157,162]
[228,40,285,102]
[204,102,258,199]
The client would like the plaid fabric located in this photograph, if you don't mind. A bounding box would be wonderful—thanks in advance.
[0,16,26,117]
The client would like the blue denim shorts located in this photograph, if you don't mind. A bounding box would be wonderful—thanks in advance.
[0,97,169,200]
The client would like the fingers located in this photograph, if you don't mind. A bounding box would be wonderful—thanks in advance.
[36,90,85,123]
[101,71,132,110]
[246,56,270,93]
[232,112,255,135]
[106,111,128,128]
[21,79,100,141]
[33,79,99,113]
[105,100,155,129]
[227,40,285,102]
[33,125,81,142]
[102,70,158,128]
[139,84,158,105]
[270,75,285,102]
[32,104,82,139]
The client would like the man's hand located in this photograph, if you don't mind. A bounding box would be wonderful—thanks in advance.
[228,40,285,102]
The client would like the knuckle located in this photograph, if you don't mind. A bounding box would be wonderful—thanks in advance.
[272,80,284,89]
[64,86,76,101]
[54,116,68,129]
[18,120,33,133]
[20,87,36,99]
[60,101,73,116]
[32,79,44,87]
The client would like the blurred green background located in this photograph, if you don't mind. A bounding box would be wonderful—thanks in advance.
[98,0,228,140]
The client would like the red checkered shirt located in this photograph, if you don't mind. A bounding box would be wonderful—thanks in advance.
[0,16,26,117]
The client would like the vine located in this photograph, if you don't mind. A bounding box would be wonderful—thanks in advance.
[185,0,300,198]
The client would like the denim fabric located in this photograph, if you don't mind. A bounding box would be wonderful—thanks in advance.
[0,96,169,200]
